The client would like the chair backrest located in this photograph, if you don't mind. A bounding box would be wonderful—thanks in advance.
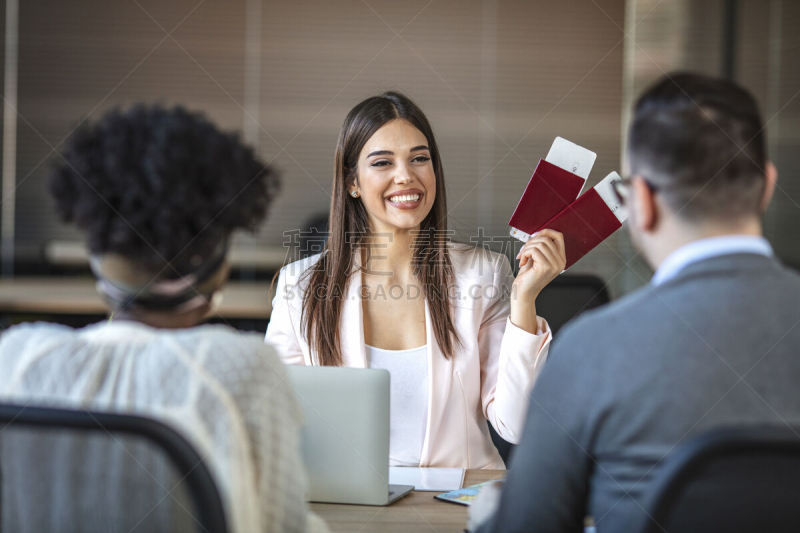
[298,213,329,258]
[0,403,228,533]
[633,425,800,533]
[534,273,610,335]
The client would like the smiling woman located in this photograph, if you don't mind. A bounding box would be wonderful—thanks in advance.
[302,92,457,365]
[352,120,437,233]
[265,91,567,469]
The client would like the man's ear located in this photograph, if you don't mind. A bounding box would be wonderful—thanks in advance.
[760,161,778,212]
[632,177,659,233]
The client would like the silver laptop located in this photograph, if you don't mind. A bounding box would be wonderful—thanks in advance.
[286,365,414,505]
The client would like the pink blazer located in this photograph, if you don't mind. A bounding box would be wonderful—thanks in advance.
[265,244,552,469]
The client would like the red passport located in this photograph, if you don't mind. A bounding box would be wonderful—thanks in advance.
[509,165,627,269]
[538,185,624,269]
[508,159,586,238]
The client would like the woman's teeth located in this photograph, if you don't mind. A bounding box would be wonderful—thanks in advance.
[389,194,420,202]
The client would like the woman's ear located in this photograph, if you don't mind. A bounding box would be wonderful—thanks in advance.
[346,171,360,197]
[760,161,778,212]
[631,177,659,233]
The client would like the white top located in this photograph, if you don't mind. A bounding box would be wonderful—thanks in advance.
[0,321,329,533]
[367,344,428,467]
[652,235,773,286]
[267,244,553,469]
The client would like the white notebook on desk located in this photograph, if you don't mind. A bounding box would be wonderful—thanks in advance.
[389,467,466,492]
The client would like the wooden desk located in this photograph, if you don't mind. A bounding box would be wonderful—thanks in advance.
[311,469,505,533]
[0,277,273,319]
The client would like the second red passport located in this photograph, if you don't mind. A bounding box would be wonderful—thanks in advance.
[540,188,623,269]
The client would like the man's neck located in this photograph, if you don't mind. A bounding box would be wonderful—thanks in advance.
[648,216,763,270]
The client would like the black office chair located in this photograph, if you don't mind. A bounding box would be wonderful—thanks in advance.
[533,273,611,335]
[298,213,330,258]
[489,273,611,465]
[0,403,228,533]
[632,425,800,533]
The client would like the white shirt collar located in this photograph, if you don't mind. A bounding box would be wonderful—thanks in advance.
[652,235,773,286]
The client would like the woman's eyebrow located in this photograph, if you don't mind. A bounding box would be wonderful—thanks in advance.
[366,145,429,158]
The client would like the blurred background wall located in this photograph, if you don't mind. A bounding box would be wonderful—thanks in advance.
[0,0,797,298]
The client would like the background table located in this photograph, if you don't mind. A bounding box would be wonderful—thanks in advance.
[0,277,273,319]
[311,469,505,533]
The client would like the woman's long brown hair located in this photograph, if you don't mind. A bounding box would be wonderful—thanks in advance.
[301,91,460,366]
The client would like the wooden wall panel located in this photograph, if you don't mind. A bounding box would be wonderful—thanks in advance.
[11,0,628,293]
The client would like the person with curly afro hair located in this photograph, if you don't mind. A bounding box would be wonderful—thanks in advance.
[0,104,331,533]
[49,103,279,325]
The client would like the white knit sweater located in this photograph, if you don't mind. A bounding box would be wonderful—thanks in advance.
[0,320,329,533]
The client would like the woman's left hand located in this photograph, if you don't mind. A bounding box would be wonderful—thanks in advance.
[513,229,566,300]
[508,229,566,334]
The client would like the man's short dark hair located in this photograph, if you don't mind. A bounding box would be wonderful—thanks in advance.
[628,72,767,222]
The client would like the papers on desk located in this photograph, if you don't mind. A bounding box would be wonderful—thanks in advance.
[389,467,465,491]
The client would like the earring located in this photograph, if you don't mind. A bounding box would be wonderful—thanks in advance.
[351,191,359,198]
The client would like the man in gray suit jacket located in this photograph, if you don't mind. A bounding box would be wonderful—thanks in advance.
[471,72,800,532]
